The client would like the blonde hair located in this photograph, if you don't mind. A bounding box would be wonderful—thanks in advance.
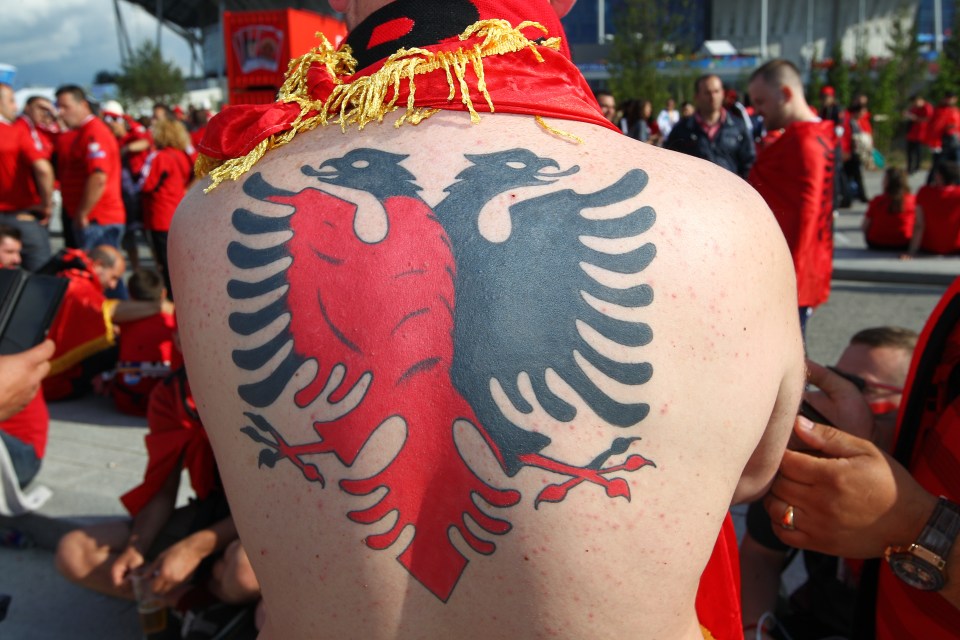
[152,119,190,151]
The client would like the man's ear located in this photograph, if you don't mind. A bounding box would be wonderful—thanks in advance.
[781,85,793,103]
[550,0,576,18]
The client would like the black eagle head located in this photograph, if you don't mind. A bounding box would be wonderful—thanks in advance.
[456,149,579,192]
[302,148,421,200]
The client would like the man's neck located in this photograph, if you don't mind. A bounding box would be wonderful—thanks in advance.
[697,108,722,126]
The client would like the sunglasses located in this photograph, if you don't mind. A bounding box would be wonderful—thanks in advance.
[828,366,904,395]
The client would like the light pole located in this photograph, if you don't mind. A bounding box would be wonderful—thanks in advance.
[760,0,768,59]
[598,0,605,44]
[935,0,944,53]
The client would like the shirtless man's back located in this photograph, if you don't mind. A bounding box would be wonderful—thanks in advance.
[170,2,804,638]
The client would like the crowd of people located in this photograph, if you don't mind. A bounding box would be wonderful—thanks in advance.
[597,78,960,257]
[0,80,260,637]
[1,0,960,638]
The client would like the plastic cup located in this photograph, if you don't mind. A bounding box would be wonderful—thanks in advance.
[129,573,167,637]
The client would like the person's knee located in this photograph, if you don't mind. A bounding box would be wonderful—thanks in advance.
[212,540,260,603]
[55,529,97,582]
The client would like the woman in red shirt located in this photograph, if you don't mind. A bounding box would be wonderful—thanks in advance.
[907,160,960,257]
[138,119,193,296]
[862,167,915,250]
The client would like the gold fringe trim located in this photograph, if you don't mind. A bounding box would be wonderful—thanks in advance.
[200,19,573,191]
[535,115,583,144]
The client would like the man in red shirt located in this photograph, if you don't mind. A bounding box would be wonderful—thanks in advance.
[54,86,126,251]
[905,94,934,174]
[748,59,838,336]
[17,95,59,162]
[0,82,54,271]
[927,92,960,185]
[101,100,153,272]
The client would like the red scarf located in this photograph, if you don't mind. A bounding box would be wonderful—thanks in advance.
[197,0,617,188]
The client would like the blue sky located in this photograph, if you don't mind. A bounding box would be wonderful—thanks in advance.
[0,0,192,89]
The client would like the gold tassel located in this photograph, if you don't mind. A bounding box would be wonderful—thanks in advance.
[200,20,578,190]
[535,115,584,144]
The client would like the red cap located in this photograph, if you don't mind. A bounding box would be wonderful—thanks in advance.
[173,105,185,118]
[821,86,835,96]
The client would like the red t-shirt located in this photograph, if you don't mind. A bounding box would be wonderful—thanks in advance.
[14,116,57,161]
[864,193,916,248]
[927,106,960,150]
[917,185,960,254]
[112,310,177,416]
[56,116,125,225]
[907,103,935,143]
[120,370,217,516]
[0,391,49,458]
[119,123,154,177]
[140,148,193,232]
[0,119,44,212]
[749,120,837,308]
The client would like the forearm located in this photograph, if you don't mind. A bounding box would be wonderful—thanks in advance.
[32,159,54,212]
[179,516,239,559]
[126,469,180,553]
[75,172,107,221]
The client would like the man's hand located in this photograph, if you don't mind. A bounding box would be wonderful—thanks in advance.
[145,538,207,596]
[110,545,146,589]
[31,204,53,226]
[764,417,937,559]
[802,360,874,440]
[0,341,54,421]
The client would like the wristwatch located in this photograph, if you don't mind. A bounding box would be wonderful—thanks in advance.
[884,497,960,591]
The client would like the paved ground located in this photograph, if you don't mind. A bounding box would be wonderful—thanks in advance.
[0,168,957,639]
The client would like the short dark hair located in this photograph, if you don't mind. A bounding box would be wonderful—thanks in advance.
[850,327,918,352]
[694,74,720,94]
[87,245,118,268]
[127,269,165,301]
[594,90,614,100]
[25,95,51,107]
[749,59,802,88]
[938,161,960,186]
[55,84,88,105]
[0,224,22,243]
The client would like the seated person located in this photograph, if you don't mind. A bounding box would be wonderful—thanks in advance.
[107,269,177,416]
[41,245,163,401]
[907,161,960,257]
[740,327,918,639]
[55,361,260,635]
[0,227,53,489]
[863,167,915,251]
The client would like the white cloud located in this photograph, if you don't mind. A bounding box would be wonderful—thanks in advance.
[0,0,192,87]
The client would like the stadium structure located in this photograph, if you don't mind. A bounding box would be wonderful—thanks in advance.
[119,0,953,86]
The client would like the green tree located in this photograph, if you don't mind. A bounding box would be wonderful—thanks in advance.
[115,41,185,107]
[607,0,691,107]
[826,40,851,108]
[886,6,924,107]
[806,45,824,104]
[931,6,960,100]
[871,60,898,156]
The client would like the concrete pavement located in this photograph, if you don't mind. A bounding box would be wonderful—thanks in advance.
[0,167,957,639]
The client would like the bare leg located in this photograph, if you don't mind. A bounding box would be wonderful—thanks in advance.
[208,540,261,604]
[55,519,136,600]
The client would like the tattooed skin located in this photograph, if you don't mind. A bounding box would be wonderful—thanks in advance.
[227,148,657,601]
